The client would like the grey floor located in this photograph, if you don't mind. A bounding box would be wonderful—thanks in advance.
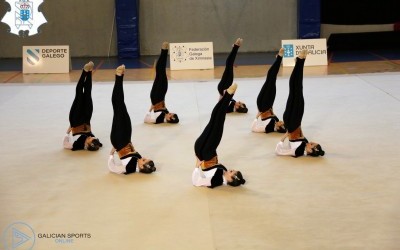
[1,72,400,249]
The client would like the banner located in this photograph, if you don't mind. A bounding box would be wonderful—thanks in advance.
[115,0,139,58]
[281,39,327,66]
[169,42,214,70]
[23,45,70,73]
[298,0,321,39]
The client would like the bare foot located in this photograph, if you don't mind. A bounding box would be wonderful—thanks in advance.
[278,48,284,57]
[84,61,94,72]
[234,38,243,47]
[162,41,169,50]
[227,83,237,95]
[116,64,125,76]
[299,49,308,59]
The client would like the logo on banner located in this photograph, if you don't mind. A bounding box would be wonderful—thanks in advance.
[2,222,36,250]
[26,48,40,65]
[171,45,188,63]
[1,0,47,36]
[283,44,294,57]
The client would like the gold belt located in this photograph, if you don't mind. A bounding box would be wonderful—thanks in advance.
[200,156,218,170]
[71,124,91,135]
[118,142,136,159]
[260,108,274,120]
[289,127,304,140]
[153,101,165,111]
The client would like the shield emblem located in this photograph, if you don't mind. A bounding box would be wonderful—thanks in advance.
[20,9,30,21]
[17,1,32,22]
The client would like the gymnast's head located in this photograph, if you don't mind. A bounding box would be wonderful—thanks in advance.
[138,158,156,173]
[85,136,100,151]
[306,142,325,157]
[165,112,179,124]
[225,169,246,187]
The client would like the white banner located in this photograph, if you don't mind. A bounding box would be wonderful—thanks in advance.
[169,42,214,70]
[23,45,70,73]
[281,39,327,67]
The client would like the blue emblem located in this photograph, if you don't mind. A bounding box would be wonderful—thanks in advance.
[15,0,33,29]
[20,9,30,21]
[283,44,294,57]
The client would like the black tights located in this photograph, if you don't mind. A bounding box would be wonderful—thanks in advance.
[194,92,233,161]
[283,57,305,133]
[69,70,93,127]
[150,49,168,106]
[217,45,239,96]
[257,55,282,112]
[110,75,132,151]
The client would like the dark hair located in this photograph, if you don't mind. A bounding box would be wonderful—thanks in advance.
[92,138,103,147]
[166,113,179,124]
[227,171,246,187]
[276,123,286,133]
[236,103,248,113]
[308,144,325,157]
[86,142,99,151]
[139,160,156,174]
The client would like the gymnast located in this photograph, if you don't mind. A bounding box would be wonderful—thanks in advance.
[108,65,156,174]
[275,50,325,157]
[144,42,179,124]
[252,48,286,134]
[193,83,246,188]
[63,61,102,151]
